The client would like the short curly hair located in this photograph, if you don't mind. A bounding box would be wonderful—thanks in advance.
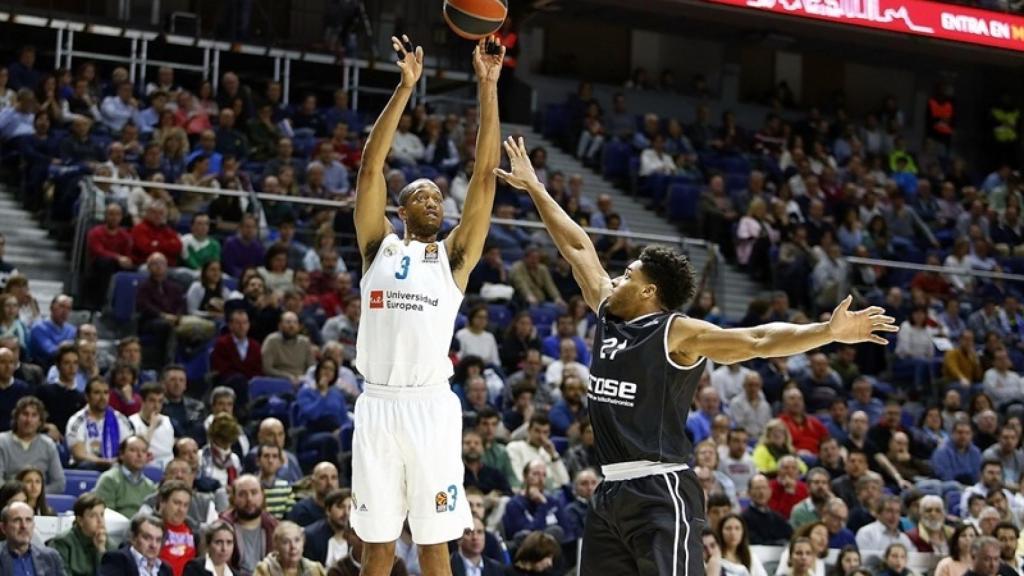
[638,245,695,311]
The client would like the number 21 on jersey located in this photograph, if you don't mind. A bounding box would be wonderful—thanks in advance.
[395,256,410,280]
[599,337,627,360]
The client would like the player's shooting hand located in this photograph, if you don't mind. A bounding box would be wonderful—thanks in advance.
[828,295,899,345]
[472,37,505,84]
[391,35,424,89]
[494,136,542,192]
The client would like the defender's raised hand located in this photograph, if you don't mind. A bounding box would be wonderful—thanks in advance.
[473,36,505,84]
[494,136,542,192]
[391,35,423,88]
[827,295,899,345]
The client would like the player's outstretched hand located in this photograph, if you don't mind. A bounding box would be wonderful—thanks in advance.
[473,36,505,84]
[494,136,542,191]
[828,295,899,345]
[391,35,424,88]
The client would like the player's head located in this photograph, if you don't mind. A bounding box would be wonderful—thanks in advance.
[607,245,695,318]
[397,178,444,239]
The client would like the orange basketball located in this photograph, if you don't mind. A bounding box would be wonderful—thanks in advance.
[443,0,508,40]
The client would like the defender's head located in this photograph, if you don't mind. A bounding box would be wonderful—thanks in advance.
[397,178,444,239]
[606,245,695,318]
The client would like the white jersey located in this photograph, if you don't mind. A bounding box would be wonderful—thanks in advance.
[356,234,464,387]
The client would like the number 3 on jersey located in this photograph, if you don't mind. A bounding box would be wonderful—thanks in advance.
[599,337,627,360]
[395,256,410,280]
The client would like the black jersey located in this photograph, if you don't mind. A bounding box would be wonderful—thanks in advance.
[588,302,705,467]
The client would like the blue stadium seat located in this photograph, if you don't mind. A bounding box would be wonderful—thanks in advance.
[529,303,561,332]
[667,183,700,223]
[108,272,146,326]
[49,494,76,514]
[945,490,962,517]
[340,422,355,452]
[142,466,163,483]
[64,470,100,496]
[602,142,632,181]
[250,377,294,400]
[542,103,569,141]
[552,436,569,456]
[487,304,512,330]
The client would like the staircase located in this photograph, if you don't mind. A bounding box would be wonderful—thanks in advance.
[501,123,764,319]
[0,184,70,310]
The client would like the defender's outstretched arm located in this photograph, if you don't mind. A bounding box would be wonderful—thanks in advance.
[495,136,612,312]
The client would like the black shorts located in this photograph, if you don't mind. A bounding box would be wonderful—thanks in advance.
[579,469,706,576]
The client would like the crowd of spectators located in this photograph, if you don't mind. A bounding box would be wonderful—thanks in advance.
[0,28,1024,576]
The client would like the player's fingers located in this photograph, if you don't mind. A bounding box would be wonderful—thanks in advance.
[493,168,512,181]
[402,34,411,44]
[518,136,528,156]
[869,335,889,345]
[502,139,516,159]
[875,323,900,332]
[871,315,895,325]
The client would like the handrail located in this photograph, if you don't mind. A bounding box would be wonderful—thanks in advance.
[89,176,711,248]
[848,256,1024,283]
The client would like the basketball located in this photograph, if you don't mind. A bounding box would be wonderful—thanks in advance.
[443,0,508,40]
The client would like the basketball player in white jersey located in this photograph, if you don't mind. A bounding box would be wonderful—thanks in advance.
[350,35,504,576]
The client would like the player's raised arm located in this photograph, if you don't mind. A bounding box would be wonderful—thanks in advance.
[446,38,504,291]
[667,295,898,366]
[354,35,423,270]
[495,136,612,312]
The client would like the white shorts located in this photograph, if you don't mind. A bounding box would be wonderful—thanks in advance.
[350,383,473,545]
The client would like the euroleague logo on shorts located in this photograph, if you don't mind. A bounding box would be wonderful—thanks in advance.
[435,485,458,513]
[369,290,384,309]
[435,491,448,513]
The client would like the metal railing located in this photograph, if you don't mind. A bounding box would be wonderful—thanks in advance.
[77,176,723,309]
[848,256,1024,284]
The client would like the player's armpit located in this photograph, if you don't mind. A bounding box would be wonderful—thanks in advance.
[573,266,612,313]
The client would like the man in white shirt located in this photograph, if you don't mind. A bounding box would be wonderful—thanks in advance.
[100,81,141,133]
[728,372,772,438]
[983,349,1024,408]
[389,113,425,166]
[854,494,914,552]
[129,382,175,468]
[66,376,134,469]
[961,460,1024,520]
[718,428,756,498]
[506,414,570,491]
[638,134,675,177]
[544,337,590,389]
[99,513,172,576]
[711,363,752,404]
[983,427,1024,492]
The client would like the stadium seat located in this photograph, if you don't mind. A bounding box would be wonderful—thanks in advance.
[250,377,295,400]
[542,103,569,141]
[48,494,76,515]
[487,304,512,330]
[142,466,163,483]
[552,436,569,456]
[63,470,100,496]
[602,142,632,181]
[108,272,146,326]
[528,303,561,331]
[340,422,355,452]
[667,183,700,223]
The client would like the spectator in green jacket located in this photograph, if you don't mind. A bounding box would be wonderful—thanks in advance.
[48,493,114,576]
[93,435,156,518]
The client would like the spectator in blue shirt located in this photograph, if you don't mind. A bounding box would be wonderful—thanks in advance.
[686,386,721,445]
[502,460,569,543]
[8,46,40,91]
[848,377,885,425]
[100,81,142,133]
[322,89,361,134]
[549,375,588,438]
[823,498,857,549]
[186,130,223,175]
[931,419,983,486]
[541,314,591,366]
[295,357,348,470]
[0,89,36,142]
[28,294,77,365]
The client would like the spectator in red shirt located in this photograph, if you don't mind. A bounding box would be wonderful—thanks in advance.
[769,455,809,519]
[86,202,134,308]
[211,308,263,407]
[317,271,355,318]
[910,254,953,299]
[157,480,196,576]
[131,199,182,266]
[779,387,829,457]
[136,252,184,367]
[307,250,342,297]
[327,122,361,170]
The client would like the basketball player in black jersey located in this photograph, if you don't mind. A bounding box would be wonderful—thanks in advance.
[495,136,898,576]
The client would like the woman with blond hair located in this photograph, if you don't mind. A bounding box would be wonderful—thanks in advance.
[736,196,779,282]
[253,521,325,576]
[752,418,808,476]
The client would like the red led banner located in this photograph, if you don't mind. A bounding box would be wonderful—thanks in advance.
[707,0,1024,52]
